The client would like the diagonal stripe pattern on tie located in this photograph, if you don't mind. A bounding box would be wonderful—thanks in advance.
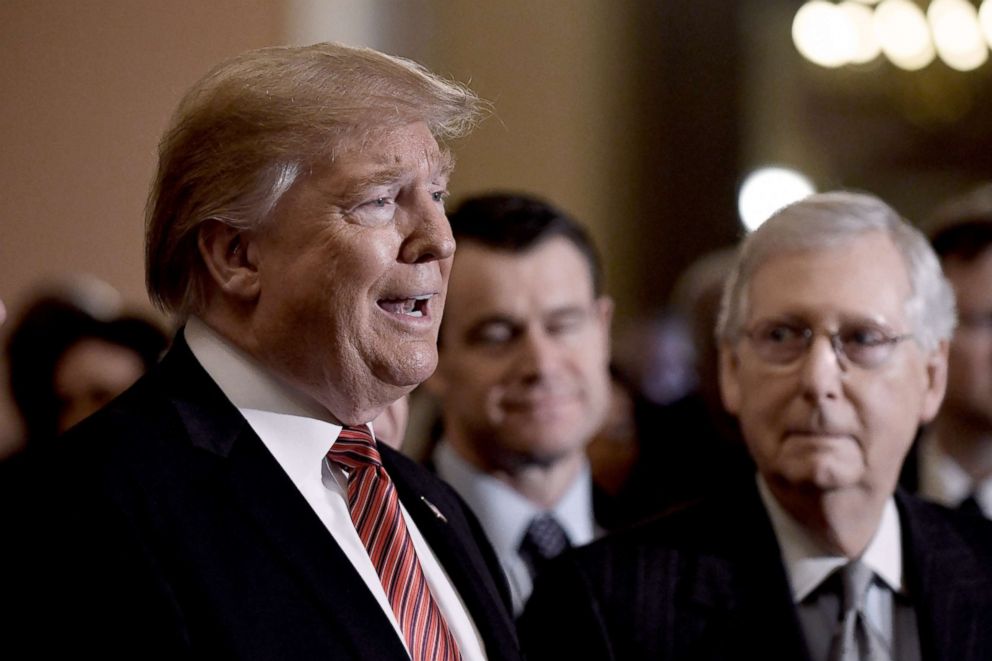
[328,425,462,661]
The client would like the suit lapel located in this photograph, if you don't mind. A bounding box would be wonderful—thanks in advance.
[898,492,992,661]
[160,338,410,659]
[681,484,813,660]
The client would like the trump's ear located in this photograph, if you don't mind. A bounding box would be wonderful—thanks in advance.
[197,219,261,302]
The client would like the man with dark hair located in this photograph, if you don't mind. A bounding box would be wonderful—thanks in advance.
[521,191,992,659]
[7,43,520,660]
[425,192,613,614]
[909,184,992,517]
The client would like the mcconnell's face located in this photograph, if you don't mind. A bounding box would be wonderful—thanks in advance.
[719,232,947,499]
[248,121,455,424]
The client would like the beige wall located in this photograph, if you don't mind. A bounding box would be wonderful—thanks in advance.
[1,1,283,320]
[426,2,642,319]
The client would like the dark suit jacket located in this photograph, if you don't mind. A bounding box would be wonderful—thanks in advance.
[519,478,992,661]
[5,338,520,659]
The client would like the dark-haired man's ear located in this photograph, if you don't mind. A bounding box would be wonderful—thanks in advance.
[197,219,261,302]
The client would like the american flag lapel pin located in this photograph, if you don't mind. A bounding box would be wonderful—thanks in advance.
[421,496,448,523]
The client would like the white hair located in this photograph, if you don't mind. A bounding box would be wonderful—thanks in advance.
[717,191,956,352]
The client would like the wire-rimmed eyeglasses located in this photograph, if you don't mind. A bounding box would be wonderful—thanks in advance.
[742,319,914,369]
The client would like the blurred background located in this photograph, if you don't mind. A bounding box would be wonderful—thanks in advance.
[3,0,992,455]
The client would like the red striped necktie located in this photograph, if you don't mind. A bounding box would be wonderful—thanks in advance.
[328,425,462,661]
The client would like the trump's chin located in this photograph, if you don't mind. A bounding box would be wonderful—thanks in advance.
[372,342,439,389]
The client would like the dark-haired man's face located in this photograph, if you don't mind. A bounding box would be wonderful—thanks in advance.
[430,237,612,470]
[943,248,992,430]
[245,121,455,424]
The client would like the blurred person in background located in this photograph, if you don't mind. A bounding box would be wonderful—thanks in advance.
[903,183,992,518]
[426,192,614,614]
[4,277,167,452]
[610,249,751,525]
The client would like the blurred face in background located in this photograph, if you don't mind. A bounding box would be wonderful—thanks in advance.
[431,237,612,471]
[53,338,145,432]
[942,248,992,431]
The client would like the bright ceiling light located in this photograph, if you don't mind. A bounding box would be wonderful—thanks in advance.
[978,0,992,49]
[738,167,816,233]
[929,0,988,71]
[840,1,882,64]
[793,1,857,68]
[874,0,937,70]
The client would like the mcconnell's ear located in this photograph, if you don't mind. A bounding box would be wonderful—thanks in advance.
[919,340,949,424]
[718,343,742,415]
[197,219,260,302]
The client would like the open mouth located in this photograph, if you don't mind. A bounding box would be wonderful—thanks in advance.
[378,294,432,318]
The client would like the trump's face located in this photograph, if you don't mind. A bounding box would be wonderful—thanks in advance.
[248,122,455,424]
[431,237,612,470]
[720,232,947,499]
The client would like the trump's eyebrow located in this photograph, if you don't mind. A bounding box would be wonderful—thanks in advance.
[345,147,454,192]
[349,166,409,191]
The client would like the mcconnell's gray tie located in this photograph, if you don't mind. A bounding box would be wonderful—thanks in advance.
[829,561,891,661]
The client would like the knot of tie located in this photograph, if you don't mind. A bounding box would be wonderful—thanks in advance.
[519,513,571,579]
[839,560,874,614]
[327,425,382,472]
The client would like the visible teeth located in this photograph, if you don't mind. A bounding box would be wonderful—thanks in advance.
[380,295,429,317]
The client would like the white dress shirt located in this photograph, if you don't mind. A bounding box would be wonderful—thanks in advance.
[433,440,598,615]
[918,431,992,517]
[185,317,486,660]
[758,477,905,653]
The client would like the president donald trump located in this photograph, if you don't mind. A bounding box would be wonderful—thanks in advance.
[8,43,519,660]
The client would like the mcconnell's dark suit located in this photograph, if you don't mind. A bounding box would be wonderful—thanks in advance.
[6,338,521,659]
[519,478,992,661]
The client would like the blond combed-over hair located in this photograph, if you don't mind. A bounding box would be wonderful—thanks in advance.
[146,42,484,317]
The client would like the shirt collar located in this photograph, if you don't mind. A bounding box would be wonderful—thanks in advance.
[433,441,595,556]
[185,316,334,421]
[757,476,904,603]
[184,316,356,484]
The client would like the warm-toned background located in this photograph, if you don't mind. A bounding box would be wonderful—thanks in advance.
[4,0,992,452]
